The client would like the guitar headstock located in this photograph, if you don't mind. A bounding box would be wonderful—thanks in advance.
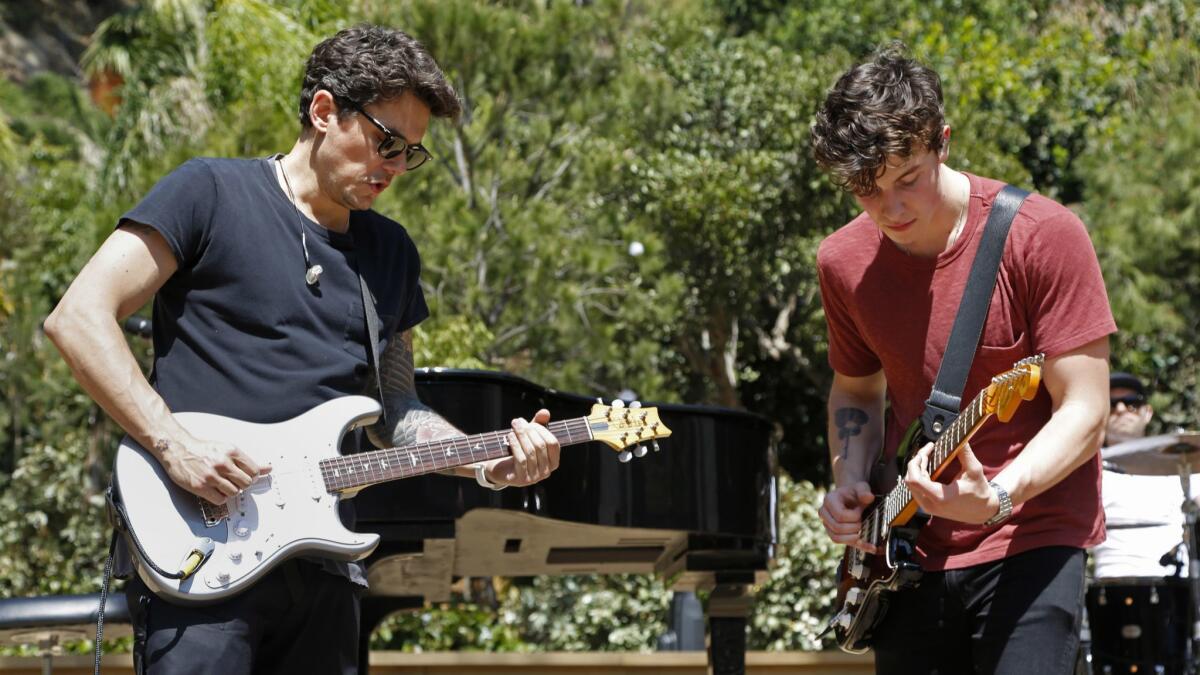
[587,400,673,463]
[987,354,1045,423]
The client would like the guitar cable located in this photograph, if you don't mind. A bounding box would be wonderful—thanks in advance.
[93,528,118,675]
[106,485,214,581]
[93,486,214,674]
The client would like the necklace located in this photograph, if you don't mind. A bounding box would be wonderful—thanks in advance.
[945,178,971,249]
[275,155,323,286]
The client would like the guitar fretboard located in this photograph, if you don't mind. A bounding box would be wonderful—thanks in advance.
[319,418,593,493]
[860,391,992,545]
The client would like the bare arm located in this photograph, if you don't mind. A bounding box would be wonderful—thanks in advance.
[992,337,1109,504]
[367,329,561,486]
[44,224,267,504]
[827,370,887,488]
[904,337,1110,523]
[819,369,887,551]
[366,329,466,450]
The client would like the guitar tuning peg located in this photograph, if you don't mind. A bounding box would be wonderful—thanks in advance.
[629,400,642,409]
[617,450,633,463]
[611,399,626,409]
[596,397,604,404]
[634,445,648,458]
[652,440,661,452]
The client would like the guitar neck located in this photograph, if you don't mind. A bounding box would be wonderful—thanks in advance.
[864,391,993,543]
[320,418,593,493]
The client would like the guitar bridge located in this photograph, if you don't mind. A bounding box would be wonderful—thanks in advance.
[199,498,229,527]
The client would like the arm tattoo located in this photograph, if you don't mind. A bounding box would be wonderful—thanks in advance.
[834,407,869,461]
[366,330,464,448]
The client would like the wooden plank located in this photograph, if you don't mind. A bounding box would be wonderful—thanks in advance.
[0,651,874,675]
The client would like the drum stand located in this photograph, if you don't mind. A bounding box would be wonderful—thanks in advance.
[1179,457,1200,675]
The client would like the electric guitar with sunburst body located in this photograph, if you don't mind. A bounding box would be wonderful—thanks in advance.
[827,355,1044,653]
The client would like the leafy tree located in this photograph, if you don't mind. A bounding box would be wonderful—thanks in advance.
[1081,84,1200,431]
[357,0,695,398]
[0,73,120,600]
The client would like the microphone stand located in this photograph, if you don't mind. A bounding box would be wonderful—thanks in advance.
[1179,455,1200,675]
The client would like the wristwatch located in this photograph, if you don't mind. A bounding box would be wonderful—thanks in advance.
[983,481,1013,526]
[474,463,505,491]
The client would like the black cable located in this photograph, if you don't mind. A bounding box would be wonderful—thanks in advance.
[94,530,118,675]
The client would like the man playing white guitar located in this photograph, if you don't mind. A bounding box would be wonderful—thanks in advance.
[810,43,1114,674]
[45,24,562,675]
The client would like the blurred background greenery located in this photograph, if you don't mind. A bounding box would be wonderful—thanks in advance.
[0,0,1196,654]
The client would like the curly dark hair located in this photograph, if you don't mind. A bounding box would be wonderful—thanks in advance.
[299,24,461,126]
[810,42,945,196]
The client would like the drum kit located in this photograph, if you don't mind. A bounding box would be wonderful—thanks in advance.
[1085,431,1200,675]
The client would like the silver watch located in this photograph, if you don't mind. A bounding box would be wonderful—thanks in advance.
[983,481,1012,526]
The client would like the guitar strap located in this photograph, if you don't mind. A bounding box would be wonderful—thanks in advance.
[355,229,388,426]
[918,184,1029,441]
[358,272,387,423]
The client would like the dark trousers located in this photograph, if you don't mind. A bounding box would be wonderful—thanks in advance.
[873,546,1086,675]
[125,559,361,675]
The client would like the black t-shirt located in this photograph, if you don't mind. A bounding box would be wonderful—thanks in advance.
[117,157,427,586]
[122,157,428,423]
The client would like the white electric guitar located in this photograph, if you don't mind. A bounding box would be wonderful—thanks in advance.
[111,395,671,605]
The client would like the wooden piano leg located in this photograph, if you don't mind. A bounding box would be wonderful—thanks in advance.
[707,580,754,675]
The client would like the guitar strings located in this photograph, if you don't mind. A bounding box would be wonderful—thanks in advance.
[318,417,598,487]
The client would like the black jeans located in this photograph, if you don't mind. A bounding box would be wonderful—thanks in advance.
[873,546,1086,675]
[125,559,361,675]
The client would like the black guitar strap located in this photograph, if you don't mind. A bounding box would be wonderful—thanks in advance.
[357,256,387,426]
[919,184,1029,440]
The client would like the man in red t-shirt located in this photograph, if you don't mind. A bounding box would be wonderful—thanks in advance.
[810,43,1114,674]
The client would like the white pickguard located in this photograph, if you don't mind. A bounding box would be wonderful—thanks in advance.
[112,396,384,605]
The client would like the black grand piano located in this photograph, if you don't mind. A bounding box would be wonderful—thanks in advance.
[354,368,778,674]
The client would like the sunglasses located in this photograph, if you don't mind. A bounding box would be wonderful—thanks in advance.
[351,105,433,171]
[1110,394,1146,410]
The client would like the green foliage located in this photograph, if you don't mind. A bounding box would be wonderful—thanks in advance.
[598,28,845,474]
[377,574,674,653]
[510,573,672,651]
[361,0,689,398]
[372,600,526,652]
[0,73,124,635]
[1081,84,1200,430]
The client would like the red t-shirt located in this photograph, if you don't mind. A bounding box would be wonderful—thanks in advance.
[816,173,1116,570]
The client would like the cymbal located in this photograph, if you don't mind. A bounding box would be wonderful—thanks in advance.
[1104,519,1177,529]
[1103,432,1200,476]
